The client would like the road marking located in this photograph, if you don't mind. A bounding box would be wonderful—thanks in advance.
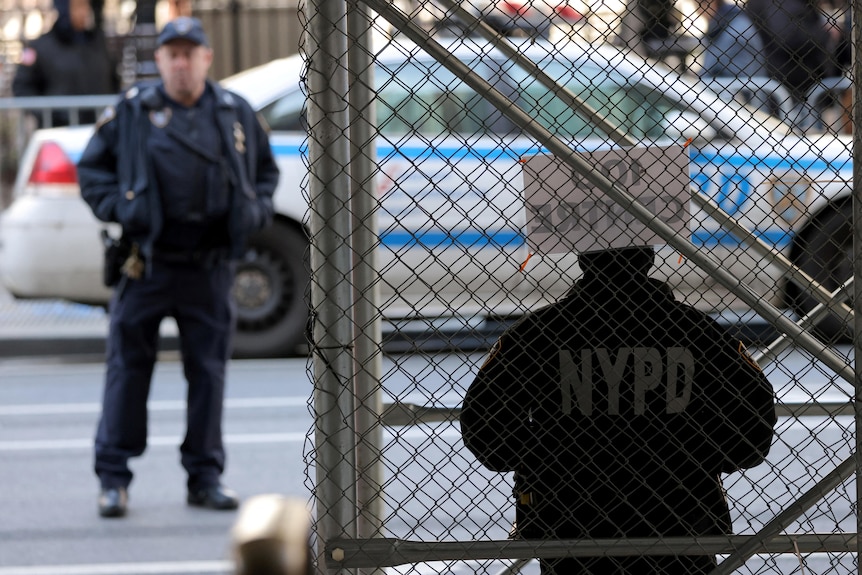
[0,432,308,451]
[0,427,461,452]
[0,396,308,416]
[0,560,231,575]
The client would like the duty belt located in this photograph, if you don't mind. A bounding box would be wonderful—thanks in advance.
[150,248,229,266]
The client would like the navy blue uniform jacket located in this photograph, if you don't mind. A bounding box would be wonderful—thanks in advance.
[77,80,279,266]
[461,264,776,548]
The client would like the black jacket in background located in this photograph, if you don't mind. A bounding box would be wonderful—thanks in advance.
[12,21,118,127]
[746,0,831,103]
[461,249,776,574]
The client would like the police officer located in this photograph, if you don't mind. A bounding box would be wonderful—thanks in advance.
[77,17,280,518]
[13,0,119,127]
[461,246,776,574]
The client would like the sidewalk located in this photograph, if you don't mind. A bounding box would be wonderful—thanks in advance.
[0,290,177,358]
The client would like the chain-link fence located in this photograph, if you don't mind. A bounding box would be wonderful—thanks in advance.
[300,0,860,573]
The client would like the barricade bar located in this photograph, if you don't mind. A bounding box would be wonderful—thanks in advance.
[0,95,118,111]
[379,402,852,427]
[325,534,858,569]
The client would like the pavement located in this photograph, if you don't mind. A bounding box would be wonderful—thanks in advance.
[0,288,178,358]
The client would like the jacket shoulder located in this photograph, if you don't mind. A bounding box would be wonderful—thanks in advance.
[92,83,147,131]
[211,82,254,112]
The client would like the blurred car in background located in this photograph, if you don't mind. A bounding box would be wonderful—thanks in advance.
[415,0,585,37]
[0,37,853,357]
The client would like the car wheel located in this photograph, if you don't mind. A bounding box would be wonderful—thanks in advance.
[231,222,310,358]
[789,204,853,343]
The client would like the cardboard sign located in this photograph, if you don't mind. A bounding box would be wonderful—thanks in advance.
[522,145,691,254]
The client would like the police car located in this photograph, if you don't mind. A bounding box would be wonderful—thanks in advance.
[0,38,852,357]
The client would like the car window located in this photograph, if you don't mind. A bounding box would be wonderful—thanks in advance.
[259,90,306,131]
[509,60,679,140]
[259,58,516,136]
[376,59,514,136]
[258,55,681,140]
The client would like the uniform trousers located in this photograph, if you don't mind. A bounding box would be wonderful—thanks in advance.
[94,258,235,490]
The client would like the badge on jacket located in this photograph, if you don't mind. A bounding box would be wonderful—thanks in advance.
[19,47,36,66]
[149,108,172,128]
[737,341,762,372]
[233,121,246,153]
[481,338,503,369]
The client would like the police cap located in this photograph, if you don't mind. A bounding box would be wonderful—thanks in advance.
[578,246,655,275]
[157,17,209,47]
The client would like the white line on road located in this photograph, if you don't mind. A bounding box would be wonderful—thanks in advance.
[0,560,232,575]
[0,432,308,451]
[0,427,461,452]
[0,397,308,416]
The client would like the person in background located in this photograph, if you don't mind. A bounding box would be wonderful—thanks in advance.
[746,0,832,104]
[461,246,776,574]
[697,0,768,78]
[77,17,279,518]
[167,0,193,19]
[12,0,119,127]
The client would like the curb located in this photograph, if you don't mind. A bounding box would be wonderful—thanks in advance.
[0,302,781,359]
[0,334,180,358]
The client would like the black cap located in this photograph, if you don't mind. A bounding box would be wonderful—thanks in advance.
[578,246,655,276]
[157,17,209,47]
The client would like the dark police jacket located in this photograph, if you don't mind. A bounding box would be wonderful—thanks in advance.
[461,271,776,548]
[77,80,279,268]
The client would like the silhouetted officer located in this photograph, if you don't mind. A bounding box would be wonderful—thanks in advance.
[461,246,776,574]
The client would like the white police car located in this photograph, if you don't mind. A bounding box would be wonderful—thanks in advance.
[0,38,852,357]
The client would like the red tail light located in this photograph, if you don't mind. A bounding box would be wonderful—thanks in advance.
[555,5,583,21]
[500,1,532,16]
[28,141,78,184]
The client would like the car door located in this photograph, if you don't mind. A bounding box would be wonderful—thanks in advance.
[259,52,534,320]
[373,54,533,319]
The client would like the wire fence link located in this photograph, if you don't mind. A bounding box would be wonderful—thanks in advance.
[300,0,858,573]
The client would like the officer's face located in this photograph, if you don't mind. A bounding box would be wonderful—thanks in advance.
[155,41,213,106]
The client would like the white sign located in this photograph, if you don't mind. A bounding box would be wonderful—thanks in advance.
[521,145,691,254]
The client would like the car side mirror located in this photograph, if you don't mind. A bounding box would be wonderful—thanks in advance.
[662,110,718,144]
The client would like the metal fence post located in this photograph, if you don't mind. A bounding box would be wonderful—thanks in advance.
[305,0,358,568]
[347,0,386,567]
[852,0,862,571]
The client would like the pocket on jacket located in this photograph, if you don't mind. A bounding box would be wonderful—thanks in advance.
[114,188,150,234]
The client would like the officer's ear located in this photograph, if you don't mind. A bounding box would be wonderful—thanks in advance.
[200,46,214,70]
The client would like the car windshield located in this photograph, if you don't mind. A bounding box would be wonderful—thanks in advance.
[255,42,795,145]
[507,59,675,140]
[258,56,676,140]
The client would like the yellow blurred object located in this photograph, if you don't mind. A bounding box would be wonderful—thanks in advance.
[231,494,312,575]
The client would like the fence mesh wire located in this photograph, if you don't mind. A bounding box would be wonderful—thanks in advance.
[299,0,857,573]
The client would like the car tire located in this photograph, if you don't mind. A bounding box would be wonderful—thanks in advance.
[231,222,310,358]
[789,204,853,343]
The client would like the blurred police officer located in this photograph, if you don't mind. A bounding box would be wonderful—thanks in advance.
[13,0,119,127]
[78,17,280,518]
[461,246,776,574]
